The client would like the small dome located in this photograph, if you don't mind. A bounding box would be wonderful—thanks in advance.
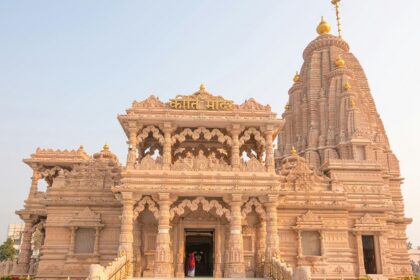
[316,16,331,35]
[293,71,300,83]
[335,55,345,68]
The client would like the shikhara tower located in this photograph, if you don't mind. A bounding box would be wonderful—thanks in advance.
[8,9,412,280]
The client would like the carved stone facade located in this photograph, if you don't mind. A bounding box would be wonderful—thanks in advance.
[13,20,411,280]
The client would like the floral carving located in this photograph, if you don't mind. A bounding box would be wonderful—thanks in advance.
[132,95,166,109]
[137,125,164,145]
[171,127,232,146]
[238,98,271,111]
[170,197,231,221]
[134,196,159,219]
[241,198,266,220]
[238,128,266,147]
[239,156,266,172]
[172,150,230,171]
[137,154,163,170]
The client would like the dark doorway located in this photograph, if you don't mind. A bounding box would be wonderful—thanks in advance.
[185,230,214,277]
[362,235,377,274]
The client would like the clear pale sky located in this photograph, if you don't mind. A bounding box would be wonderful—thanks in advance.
[0,1,419,246]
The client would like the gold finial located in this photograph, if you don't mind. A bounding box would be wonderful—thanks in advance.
[293,71,300,83]
[317,16,331,35]
[335,55,345,68]
[199,83,206,91]
[350,98,356,108]
[291,146,297,156]
[344,81,351,91]
[284,103,290,110]
[102,143,109,151]
[331,0,342,38]
[79,144,84,150]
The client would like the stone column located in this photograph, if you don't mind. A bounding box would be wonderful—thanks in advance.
[214,223,223,277]
[154,193,173,277]
[264,127,275,172]
[127,128,138,168]
[14,219,33,275]
[256,220,266,277]
[264,195,279,275]
[29,170,40,197]
[68,226,77,255]
[175,219,185,278]
[354,232,366,276]
[162,123,172,170]
[231,125,241,171]
[226,194,245,278]
[94,227,100,255]
[118,192,135,275]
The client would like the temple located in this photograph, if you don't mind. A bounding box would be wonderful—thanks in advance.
[11,16,412,280]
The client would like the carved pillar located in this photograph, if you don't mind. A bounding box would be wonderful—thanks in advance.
[264,195,279,275]
[94,227,100,255]
[14,219,33,275]
[175,219,184,277]
[162,123,172,170]
[264,127,275,172]
[127,128,138,168]
[231,125,241,171]
[154,193,173,277]
[257,220,266,277]
[118,192,135,275]
[226,194,245,278]
[214,223,223,277]
[68,226,77,255]
[354,232,366,276]
[29,170,40,197]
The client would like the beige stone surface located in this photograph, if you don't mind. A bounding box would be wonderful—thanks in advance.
[11,28,411,280]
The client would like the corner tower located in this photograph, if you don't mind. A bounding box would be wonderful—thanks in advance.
[275,16,412,277]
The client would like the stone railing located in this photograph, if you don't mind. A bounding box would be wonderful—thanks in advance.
[87,254,129,280]
[0,260,15,277]
[268,257,311,280]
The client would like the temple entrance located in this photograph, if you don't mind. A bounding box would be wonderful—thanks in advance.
[362,235,377,274]
[185,229,214,277]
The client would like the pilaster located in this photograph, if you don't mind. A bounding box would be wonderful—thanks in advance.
[118,192,135,275]
[264,194,279,275]
[14,219,33,275]
[231,125,241,171]
[225,194,245,278]
[264,126,275,172]
[154,193,173,277]
[127,127,138,168]
[162,123,173,170]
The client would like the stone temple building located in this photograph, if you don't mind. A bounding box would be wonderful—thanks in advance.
[12,17,412,280]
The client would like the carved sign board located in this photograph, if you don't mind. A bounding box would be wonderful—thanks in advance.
[169,94,234,111]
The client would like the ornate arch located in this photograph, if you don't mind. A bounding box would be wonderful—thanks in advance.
[239,127,266,147]
[241,197,266,220]
[171,127,232,146]
[170,196,231,221]
[134,196,159,219]
[137,125,164,145]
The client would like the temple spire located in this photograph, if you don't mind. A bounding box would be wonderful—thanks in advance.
[331,0,343,38]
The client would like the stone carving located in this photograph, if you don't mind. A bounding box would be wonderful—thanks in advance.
[172,150,230,171]
[239,127,266,147]
[278,155,330,191]
[137,153,163,170]
[171,127,232,145]
[241,197,266,220]
[240,155,266,172]
[132,95,165,109]
[134,196,159,219]
[238,98,271,111]
[137,125,165,145]
[170,197,231,221]
[297,211,322,224]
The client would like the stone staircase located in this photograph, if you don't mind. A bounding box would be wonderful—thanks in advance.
[367,275,388,280]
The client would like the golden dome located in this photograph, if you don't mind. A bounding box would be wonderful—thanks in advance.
[344,81,352,91]
[290,146,297,156]
[293,71,300,83]
[335,55,345,68]
[199,83,206,91]
[317,16,331,35]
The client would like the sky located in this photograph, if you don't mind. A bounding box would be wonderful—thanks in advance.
[0,1,419,246]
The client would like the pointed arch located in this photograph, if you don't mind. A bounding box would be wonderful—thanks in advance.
[137,125,164,145]
[134,196,159,219]
[241,197,266,220]
[171,127,232,146]
[170,196,231,221]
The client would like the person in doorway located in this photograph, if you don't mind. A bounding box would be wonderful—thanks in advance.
[187,252,196,277]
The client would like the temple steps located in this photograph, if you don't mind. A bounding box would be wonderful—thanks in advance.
[127,278,266,280]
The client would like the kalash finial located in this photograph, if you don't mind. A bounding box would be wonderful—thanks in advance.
[317,16,331,35]
[291,146,298,156]
[335,55,345,68]
[331,0,343,38]
[102,143,110,151]
[199,83,206,91]
[344,81,352,91]
[293,71,300,83]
